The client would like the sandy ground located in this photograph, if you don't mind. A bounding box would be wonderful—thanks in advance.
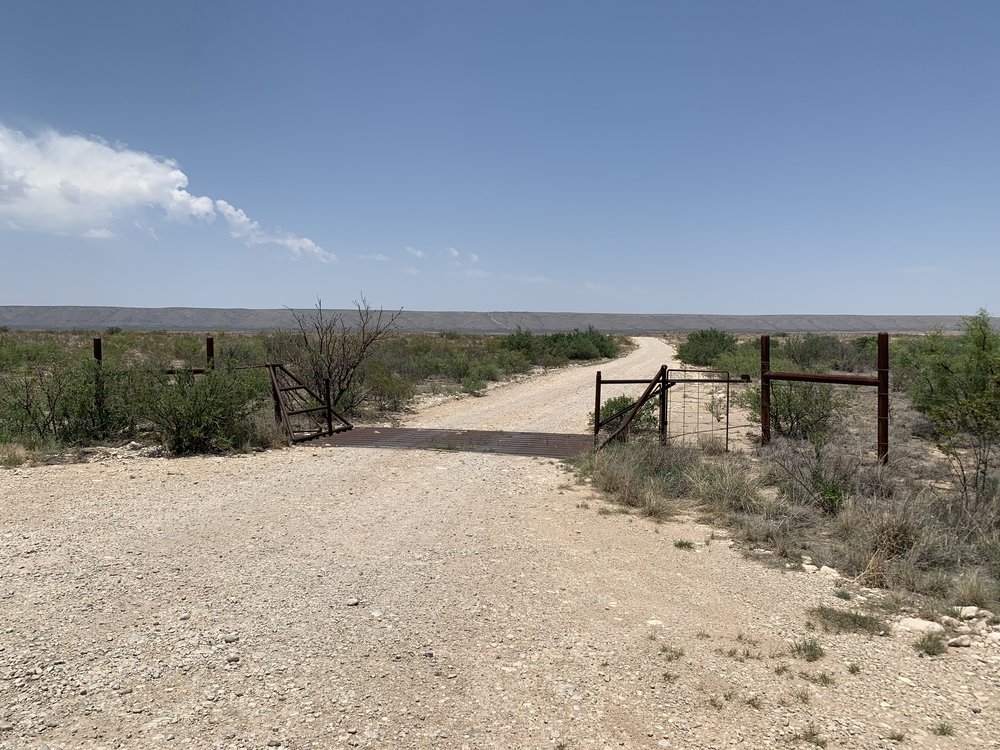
[1,339,998,750]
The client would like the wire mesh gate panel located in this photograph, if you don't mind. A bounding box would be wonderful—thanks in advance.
[594,368,752,451]
[664,369,737,449]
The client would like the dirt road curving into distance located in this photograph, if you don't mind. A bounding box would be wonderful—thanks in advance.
[406,337,679,434]
[1,338,997,749]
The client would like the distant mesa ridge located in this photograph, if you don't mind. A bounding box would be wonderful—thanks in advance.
[0,306,987,334]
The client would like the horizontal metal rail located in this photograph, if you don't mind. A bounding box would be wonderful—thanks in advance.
[764,371,877,387]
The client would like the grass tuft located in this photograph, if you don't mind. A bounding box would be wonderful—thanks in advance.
[790,638,824,662]
[660,645,684,662]
[809,605,886,635]
[913,633,947,656]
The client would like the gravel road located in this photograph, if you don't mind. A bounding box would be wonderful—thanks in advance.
[405,337,678,434]
[1,340,998,750]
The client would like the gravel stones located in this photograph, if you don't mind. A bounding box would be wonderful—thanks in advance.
[2,338,998,748]
[896,617,945,635]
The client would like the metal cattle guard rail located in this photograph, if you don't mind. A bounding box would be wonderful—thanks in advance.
[594,366,749,451]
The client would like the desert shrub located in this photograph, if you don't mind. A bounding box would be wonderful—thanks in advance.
[833,492,959,588]
[362,360,415,411]
[142,367,272,454]
[578,441,698,510]
[738,380,847,443]
[287,298,402,413]
[677,328,738,366]
[0,359,141,447]
[900,310,1000,529]
[591,393,658,437]
[504,326,621,362]
[761,439,894,515]
[687,457,766,515]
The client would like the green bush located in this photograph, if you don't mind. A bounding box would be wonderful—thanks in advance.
[677,328,738,366]
[143,368,271,454]
[737,380,846,443]
[0,359,141,447]
[362,360,415,411]
[502,326,621,362]
[900,310,1000,522]
[591,393,658,436]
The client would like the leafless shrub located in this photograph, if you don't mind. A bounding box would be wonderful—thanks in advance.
[287,296,402,412]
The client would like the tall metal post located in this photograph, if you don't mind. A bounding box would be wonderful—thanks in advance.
[594,371,602,447]
[325,378,334,437]
[760,335,771,446]
[725,379,731,453]
[876,331,889,464]
[92,338,105,432]
[658,366,667,445]
[206,336,215,370]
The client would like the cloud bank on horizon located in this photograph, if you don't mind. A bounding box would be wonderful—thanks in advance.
[0,123,332,261]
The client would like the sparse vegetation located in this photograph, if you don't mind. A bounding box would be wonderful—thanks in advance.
[809,606,885,635]
[791,722,827,748]
[790,638,824,662]
[799,670,834,687]
[674,539,694,550]
[913,633,947,656]
[588,317,1000,613]
[575,440,697,516]
[931,723,955,737]
[660,645,684,661]
[0,320,622,456]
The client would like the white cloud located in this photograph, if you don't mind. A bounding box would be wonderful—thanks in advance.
[446,246,459,258]
[358,253,389,261]
[215,199,332,262]
[405,245,425,258]
[83,228,114,239]
[469,252,479,263]
[400,266,420,275]
[0,123,329,260]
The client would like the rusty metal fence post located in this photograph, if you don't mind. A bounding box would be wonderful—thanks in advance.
[877,331,889,464]
[760,335,771,446]
[325,378,334,436]
[92,338,107,433]
[594,371,602,447]
[658,366,666,445]
[206,336,215,370]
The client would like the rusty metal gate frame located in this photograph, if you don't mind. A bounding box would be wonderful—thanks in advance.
[262,364,354,443]
[760,331,889,463]
[594,367,750,451]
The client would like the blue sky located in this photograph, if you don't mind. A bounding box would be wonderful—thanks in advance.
[1,1,997,314]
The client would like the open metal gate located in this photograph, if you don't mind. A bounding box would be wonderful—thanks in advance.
[263,364,353,443]
[594,367,750,451]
